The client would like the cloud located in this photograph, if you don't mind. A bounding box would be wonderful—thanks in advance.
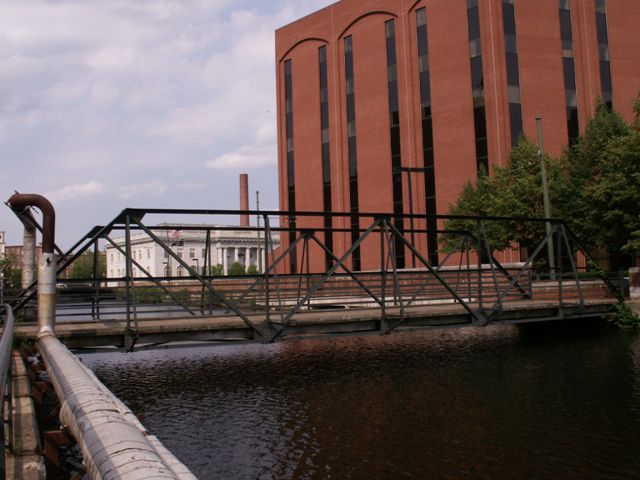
[0,0,335,246]
[207,143,276,170]
[118,181,168,200]
[47,181,107,203]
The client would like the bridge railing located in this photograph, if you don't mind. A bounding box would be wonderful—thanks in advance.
[6,207,620,346]
[0,304,15,478]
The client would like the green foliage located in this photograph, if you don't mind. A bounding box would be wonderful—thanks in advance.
[444,98,640,266]
[227,262,246,276]
[210,264,224,276]
[246,264,259,275]
[443,137,559,252]
[68,251,106,279]
[136,287,164,304]
[173,289,193,304]
[555,101,640,256]
[1,254,22,292]
[611,301,640,329]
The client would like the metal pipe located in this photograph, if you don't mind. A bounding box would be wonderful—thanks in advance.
[7,193,57,337]
[39,335,197,480]
[22,220,37,289]
[0,304,15,478]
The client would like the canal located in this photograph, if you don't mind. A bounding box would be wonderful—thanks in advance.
[81,319,640,479]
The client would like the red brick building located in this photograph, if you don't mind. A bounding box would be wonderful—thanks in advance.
[275,0,640,272]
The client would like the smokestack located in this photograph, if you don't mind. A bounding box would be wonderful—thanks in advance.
[240,173,249,227]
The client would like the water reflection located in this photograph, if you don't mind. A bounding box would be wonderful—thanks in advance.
[81,320,640,479]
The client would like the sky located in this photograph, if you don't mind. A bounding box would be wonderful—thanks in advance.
[0,0,335,248]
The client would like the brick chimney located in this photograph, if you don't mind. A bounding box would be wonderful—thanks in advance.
[240,173,249,227]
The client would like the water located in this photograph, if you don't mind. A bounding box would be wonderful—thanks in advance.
[81,320,640,479]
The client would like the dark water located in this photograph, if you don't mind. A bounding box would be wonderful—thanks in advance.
[81,320,640,479]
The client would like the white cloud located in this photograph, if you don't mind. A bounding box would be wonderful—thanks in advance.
[117,181,168,200]
[0,0,335,246]
[47,181,107,203]
[207,143,276,170]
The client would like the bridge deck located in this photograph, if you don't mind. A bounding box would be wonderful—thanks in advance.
[13,298,616,350]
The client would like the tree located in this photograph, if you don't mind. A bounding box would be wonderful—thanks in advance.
[246,264,258,275]
[0,254,22,297]
[67,252,106,279]
[227,262,246,276]
[443,137,560,253]
[210,264,224,276]
[555,100,640,261]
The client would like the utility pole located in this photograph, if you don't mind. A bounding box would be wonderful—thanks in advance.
[536,115,556,279]
[256,190,262,273]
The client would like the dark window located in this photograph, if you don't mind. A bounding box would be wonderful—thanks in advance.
[471,56,484,91]
[417,7,438,264]
[508,103,523,145]
[468,0,489,176]
[502,0,522,147]
[600,60,612,93]
[595,0,613,107]
[559,0,580,144]
[505,52,520,86]
[386,19,404,268]
[567,106,579,145]
[319,45,333,267]
[344,36,360,270]
[502,3,516,36]
[284,59,297,273]
[562,58,576,90]
[467,7,480,41]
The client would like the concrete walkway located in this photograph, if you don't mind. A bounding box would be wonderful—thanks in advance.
[4,352,45,479]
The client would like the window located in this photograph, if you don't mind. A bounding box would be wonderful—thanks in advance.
[319,45,333,269]
[468,1,489,173]
[344,35,361,270]
[284,58,297,273]
[502,0,522,146]
[386,19,405,268]
[189,248,195,259]
[559,0,580,143]
[595,0,612,107]
[416,7,439,265]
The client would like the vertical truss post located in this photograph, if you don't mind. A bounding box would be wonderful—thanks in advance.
[556,221,564,311]
[560,224,584,306]
[380,222,387,329]
[305,233,312,310]
[201,229,211,314]
[124,214,133,332]
[92,238,100,320]
[476,219,483,311]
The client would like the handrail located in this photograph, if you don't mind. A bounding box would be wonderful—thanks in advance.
[0,304,15,479]
[38,335,197,479]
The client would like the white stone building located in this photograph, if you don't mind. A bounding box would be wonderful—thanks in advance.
[105,224,279,279]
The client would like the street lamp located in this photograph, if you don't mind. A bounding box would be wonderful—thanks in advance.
[536,115,556,279]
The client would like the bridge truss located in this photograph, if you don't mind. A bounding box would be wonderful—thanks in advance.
[7,207,623,350]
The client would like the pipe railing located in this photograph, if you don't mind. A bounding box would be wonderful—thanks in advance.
[7,193,198,480]
[0,304,15,479]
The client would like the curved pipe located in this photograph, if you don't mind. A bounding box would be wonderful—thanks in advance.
[7,193,56,254]
[7,193,57,336]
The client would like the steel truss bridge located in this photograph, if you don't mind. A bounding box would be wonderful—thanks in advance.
[8,207,623,351]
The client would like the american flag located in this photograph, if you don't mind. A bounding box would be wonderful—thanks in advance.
[169,229,182,240]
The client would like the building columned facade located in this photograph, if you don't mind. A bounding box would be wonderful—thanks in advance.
[105,225,279,280]
[275,0,640,272]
